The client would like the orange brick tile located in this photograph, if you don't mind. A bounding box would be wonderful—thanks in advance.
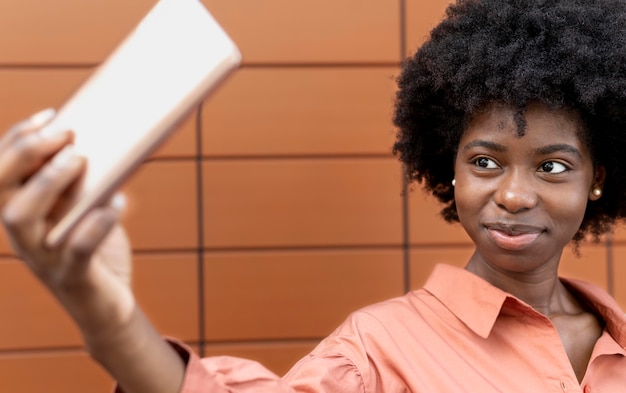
[404,0,453,56]
[610,245,626,310]
[0,227,14,257]
[0,258,81,350]
[204,249,404,340]
[558,242,608,290]
[202,158,403,248]
[202,68,399,156]
[121,161,198,250]
[0,252,201,350]
[0,69,89,133]
[0,350,113,393]
[409,247,473,290]
[203,0,401,63]
[408,189,472,245]
[149,111,197,159]
[133,253,200,341]
[609,221,626,243]
[0,0,156,64]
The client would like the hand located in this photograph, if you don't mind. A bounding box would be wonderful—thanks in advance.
[0,109,134,337]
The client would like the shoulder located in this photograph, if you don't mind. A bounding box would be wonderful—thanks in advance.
[347,290,432,329]
[561,276,626,341]
[560,276,622,314]
[318,289,440,350]
[285,292,433,392]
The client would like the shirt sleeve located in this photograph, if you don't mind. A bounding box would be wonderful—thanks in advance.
[113,339,366,393]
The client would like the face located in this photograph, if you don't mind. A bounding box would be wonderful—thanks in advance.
[454,103,603,274]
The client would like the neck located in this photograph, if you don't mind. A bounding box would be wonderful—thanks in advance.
[465,252,577,316]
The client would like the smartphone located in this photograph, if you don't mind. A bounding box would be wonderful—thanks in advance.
[38,0,241,247]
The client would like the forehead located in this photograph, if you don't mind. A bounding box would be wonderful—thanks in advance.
[461,103,587,148]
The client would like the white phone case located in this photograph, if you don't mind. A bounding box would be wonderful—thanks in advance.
[39,0,241,247]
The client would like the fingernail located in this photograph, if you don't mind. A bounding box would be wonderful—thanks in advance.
[29,108,56,128]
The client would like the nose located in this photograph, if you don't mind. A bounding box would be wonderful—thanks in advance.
[493,169,538,214]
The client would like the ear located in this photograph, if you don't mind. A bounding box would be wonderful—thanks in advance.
[589,165,606,201]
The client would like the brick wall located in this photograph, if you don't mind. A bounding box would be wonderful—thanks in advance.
[0,1,620,391]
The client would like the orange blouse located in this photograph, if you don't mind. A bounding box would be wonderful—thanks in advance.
[121,264,626,392]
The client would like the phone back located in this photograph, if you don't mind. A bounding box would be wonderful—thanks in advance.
[40,0,241,246]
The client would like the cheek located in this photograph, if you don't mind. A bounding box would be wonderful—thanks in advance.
[453,183,484,221]
[541,165,598,246]
[544,190,590,233]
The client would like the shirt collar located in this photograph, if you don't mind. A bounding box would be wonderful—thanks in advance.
[423,263,626,347]
[423,263,509,339]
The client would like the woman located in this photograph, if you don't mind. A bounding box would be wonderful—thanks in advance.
[1,0,625,391]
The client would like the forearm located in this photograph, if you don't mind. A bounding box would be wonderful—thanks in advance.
[49,264,185,393]
[0,113,185,393]
[84,305,185,393]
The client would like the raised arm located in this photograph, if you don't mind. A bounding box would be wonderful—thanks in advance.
[0,110,370,393]
[0,110,185,393]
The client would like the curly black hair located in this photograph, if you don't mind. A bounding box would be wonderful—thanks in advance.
[393,0,626,242]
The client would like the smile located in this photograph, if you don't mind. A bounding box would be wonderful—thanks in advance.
[484,224,544,251]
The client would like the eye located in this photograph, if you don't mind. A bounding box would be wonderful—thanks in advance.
[473,157,499,169]
[539,161,567,174]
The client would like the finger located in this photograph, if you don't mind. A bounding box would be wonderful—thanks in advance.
[2,147,84,247]
[0,129,74,189]
[0,108,56,150]
[62,205,120,266]
[108,193,127,215]
[51,193,127,251]
[0,109,70,190]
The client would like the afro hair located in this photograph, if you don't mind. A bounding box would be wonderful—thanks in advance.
[393,0,626,242]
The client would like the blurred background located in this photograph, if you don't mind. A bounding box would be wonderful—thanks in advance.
[0,0,621,391]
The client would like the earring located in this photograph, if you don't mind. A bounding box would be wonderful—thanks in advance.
[592,188,602,197]
[451,179,456,187]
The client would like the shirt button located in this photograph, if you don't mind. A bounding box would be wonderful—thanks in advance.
[560,381,567,391]
[584,386,591,393]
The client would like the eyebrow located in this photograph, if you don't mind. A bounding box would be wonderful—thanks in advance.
[462,140,582,159]
[462,140,507,152]
[534,143,582,158]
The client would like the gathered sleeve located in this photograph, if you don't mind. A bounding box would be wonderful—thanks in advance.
[113,339,366,393]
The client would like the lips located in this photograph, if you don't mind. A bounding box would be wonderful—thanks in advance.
[484,223,544,250]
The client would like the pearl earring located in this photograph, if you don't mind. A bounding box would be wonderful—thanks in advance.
[592,188,602,197]
[452,179,456,187]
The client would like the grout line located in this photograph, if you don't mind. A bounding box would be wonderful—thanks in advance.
[0,62,400,70]
[399,0,411,294]
[0,63,98,69]
[402,175,411,293]
[240,62,401,69]
[399,0,407,62]
[154,244,406,253]
[0,338,325,356]
[195,104,207,357]
[199,153,395,160]
[144,153,395,163]
[607,239,626,246]
[0,243,477,260]
[0,346,88,356]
